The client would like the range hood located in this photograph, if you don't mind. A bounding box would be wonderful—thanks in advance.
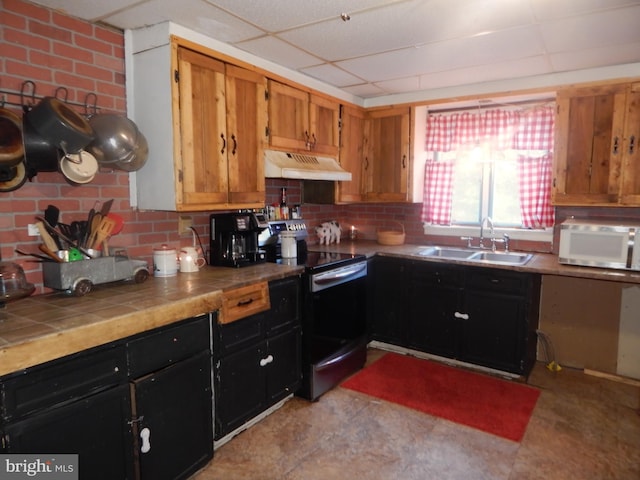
[264,150,352,181]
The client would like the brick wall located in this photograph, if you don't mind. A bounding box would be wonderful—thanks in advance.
[0,0,215,294]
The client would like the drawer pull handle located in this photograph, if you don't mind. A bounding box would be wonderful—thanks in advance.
[454,311,469,320]
[237,298,254,307]
[259,354,274,367]
[140,427,151,453]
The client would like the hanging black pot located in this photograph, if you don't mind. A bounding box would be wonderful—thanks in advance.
[22,113,59,176]
[26,97,94,153]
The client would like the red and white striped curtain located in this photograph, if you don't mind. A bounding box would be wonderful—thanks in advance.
[421,106,555,228]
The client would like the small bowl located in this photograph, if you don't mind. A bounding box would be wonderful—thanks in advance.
[60,150,98,184]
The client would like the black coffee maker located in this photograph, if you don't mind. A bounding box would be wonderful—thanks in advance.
[209,212,268,267]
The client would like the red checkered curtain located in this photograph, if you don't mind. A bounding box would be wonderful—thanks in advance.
[514,106,556,228]
[423,106,555,227]
[518,153,554,228]
[421,158,454,225]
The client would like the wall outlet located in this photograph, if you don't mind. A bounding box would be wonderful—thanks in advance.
[28,224,40,237]
[178,216,193,235]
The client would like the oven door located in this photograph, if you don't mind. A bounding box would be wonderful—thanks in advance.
[299,260,368,400]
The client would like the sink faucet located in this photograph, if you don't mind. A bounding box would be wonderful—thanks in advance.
[479,216,494,248]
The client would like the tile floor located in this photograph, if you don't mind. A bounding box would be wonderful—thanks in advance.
[193,350,640,480]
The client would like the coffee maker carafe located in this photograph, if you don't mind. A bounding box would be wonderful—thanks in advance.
[210,212,267,267]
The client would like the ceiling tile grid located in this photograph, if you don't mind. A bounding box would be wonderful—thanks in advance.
[24,0,640,100]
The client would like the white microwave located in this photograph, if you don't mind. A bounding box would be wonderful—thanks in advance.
[558,219,640,271]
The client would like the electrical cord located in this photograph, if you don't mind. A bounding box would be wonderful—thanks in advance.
[536,329,562,372]
[189,226,209,265]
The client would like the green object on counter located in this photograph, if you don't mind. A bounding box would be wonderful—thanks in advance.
[68,248,84,262]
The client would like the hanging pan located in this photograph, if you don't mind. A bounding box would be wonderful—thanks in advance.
[0,107,25,166]
[0,161,27,193]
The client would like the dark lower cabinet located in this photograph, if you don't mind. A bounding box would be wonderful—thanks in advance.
[408,262,463,358]
[370,256,541,376]
[214,276,301,440]
[0,314,214,480]
[132,351,213,480]
[369,256,409,344]
[2,383,134,480]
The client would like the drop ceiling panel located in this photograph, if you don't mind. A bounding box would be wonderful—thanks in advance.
[235,36,323,70]
[540,6,640,53]
[336,25,544,83]
[208,0,405,32]
[24,0,640,101]
[530,0,640,21]
[277,0,536,63]
[550,42,640,71]
[299,64,364,88]
[102,0,263,42]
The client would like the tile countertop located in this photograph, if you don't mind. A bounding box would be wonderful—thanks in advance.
[3,241,639,377]
[0,262,304,377]
[309,240,640,285]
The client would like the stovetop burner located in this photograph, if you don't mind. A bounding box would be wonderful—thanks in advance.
[272,250,366,273]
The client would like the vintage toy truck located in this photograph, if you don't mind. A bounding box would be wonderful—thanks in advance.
[43,252,149,296]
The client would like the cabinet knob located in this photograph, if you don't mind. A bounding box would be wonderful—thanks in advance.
[220,133,226,154]
[454,311,469,320]
[259,354,274,367]
[140,427,151,454]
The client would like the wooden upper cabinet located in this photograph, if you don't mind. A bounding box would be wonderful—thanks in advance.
[176,47,229,207]
[176,47,266,210]
[338,105,367,203]
[309,94,340,156]
[225,64,267,205]
[364,106,411,202]
[267,80,339,156]
[620,83,640,205]
[553,82,640,206]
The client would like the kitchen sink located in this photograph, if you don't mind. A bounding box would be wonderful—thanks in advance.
[468,251,533,265]
[417,246,534,266]
[418,246,476,259]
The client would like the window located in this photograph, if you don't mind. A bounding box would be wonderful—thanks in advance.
[421,105,555,236]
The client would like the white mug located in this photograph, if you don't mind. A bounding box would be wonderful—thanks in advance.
[180,247,206,273]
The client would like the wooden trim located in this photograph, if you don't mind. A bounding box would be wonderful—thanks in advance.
[584,368,640,387]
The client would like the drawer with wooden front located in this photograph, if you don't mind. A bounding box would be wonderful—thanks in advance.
[219,281,270,325]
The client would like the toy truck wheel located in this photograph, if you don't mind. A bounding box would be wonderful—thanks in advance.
[73,279,93,296]
[134,268,149,284]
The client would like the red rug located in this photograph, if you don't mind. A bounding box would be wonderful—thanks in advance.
[341,353,540,442]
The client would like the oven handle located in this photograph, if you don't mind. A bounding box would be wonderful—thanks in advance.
[312,263,367,286]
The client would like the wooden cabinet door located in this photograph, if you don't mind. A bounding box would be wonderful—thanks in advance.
[364,107,411,202]
[553,82,633,206]
[225,64,267,206]
[176,47,229,207]
[268,80,310,151]
[338,104,367,203]
[620,83,640,205]
[309,93,340,156]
